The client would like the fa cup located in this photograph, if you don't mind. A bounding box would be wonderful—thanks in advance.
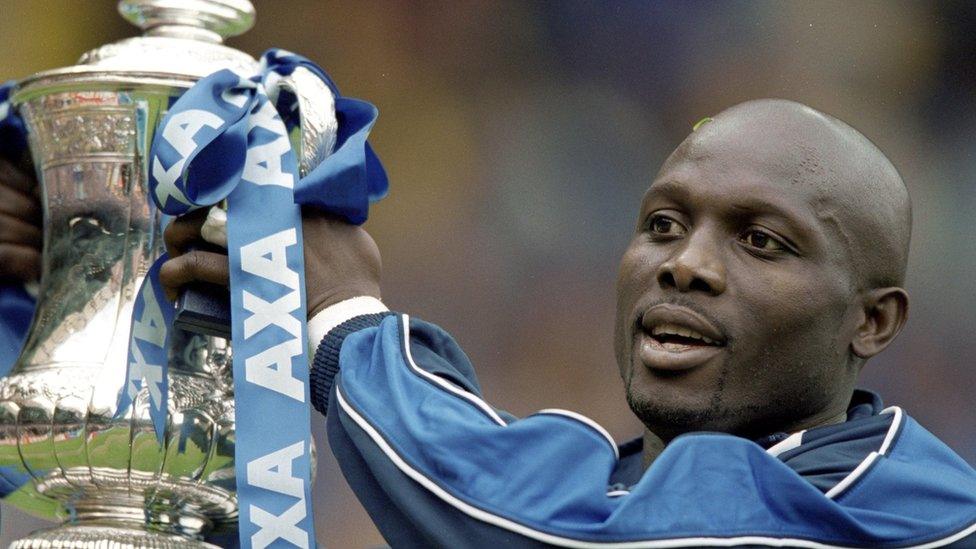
[0,1,336,546]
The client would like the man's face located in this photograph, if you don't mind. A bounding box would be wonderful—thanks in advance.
[614,130,862,440]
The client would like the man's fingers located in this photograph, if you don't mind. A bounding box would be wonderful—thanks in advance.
[0,158,42,283]
[0,243,41,282]
[0,213,42,248]
[163,208,209,259]
[0,158,41,222]
[0,184,40,222]
[158,249,230,302]
[0,158,37,195]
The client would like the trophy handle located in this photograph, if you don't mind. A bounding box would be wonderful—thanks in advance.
[174,65,338,336]
[266,65,339,178]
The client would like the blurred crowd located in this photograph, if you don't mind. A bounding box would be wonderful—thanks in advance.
[1,1,973,546]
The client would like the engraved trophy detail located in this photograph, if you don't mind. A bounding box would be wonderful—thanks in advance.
[0,1,336,546]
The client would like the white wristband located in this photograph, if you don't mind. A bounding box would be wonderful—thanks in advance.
[307,296,388,353]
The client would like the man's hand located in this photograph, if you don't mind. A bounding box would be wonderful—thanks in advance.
[160,207,382,320]
[0,157,41,283]
[299,207,382,317]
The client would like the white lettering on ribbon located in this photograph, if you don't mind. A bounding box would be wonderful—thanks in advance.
[221,88,249,109]
[241,228,300,290]
[244,338,304,402]
[247,441,310,549]
[243,100,295,189]
[128,279,166,404]
[219,70,254,108]
[152,109,224,207]
[240,228,305,402]
[242,290,302,339]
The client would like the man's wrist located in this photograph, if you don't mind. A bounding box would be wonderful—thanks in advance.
[306,282,382,320]
[307,295,388,351]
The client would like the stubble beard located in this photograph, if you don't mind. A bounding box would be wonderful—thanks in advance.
[623,354,737,440]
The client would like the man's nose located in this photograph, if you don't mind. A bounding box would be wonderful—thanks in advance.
[656,230,727,295]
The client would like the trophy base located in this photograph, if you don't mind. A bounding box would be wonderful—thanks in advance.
[9,489,226,549]
[10,524,220,549]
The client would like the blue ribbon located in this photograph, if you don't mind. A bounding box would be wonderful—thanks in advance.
[120,49,387,547]
[117,251,174,441]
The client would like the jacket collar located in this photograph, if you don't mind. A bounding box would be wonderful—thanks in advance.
[611,389,889,492]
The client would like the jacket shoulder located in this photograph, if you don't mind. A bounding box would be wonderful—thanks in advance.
[834,408,976,547]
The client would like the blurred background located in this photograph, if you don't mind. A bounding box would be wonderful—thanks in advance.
[1,0,974,546]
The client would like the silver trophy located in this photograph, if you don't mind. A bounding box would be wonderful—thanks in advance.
[0,1,336,546]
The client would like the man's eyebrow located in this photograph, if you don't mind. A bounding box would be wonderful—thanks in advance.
[641,180,691,207]
[728,197,807,219]
[645,180,689,199]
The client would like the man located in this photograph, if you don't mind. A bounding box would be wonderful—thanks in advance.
[6,99,976,547]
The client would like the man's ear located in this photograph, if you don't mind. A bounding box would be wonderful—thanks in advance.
[851,287,909,359]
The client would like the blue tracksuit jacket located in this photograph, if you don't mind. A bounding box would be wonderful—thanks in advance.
[311,312,976,548]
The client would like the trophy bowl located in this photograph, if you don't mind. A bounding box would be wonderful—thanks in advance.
[0,1,335,546]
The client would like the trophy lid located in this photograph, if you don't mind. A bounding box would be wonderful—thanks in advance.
[14,0,259,102]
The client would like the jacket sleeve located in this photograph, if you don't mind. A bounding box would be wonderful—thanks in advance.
[0,284,34,374]
[311,312,551,548]
[311,311,976,549]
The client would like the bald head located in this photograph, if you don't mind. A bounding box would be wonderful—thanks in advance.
[674,98,911,289]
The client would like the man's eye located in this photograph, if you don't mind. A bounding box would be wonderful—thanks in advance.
[647,215,686,236]
[740,229,786,252]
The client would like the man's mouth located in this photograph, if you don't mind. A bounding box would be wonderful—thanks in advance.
[637,305,727,371]
[648,322,722,347]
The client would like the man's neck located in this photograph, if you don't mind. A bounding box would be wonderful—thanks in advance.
[641,430,667,470]
[640,409,850,469]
